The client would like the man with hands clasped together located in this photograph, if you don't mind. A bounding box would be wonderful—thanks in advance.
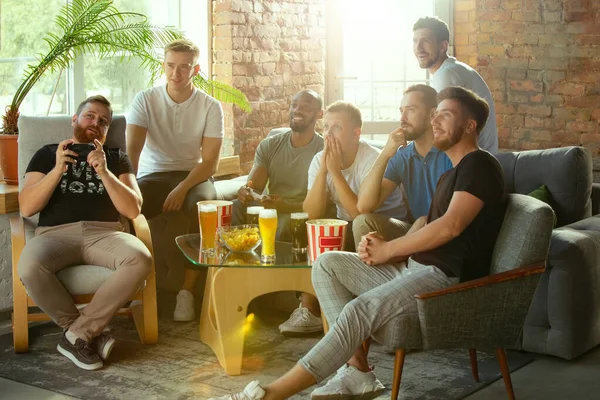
[355,84,452,242]
[303,101,407,252]
[213,87,507,400]
[18,96,151,371]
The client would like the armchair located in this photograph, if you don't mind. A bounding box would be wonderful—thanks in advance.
[11,115,158,352]
[389,194,554,400]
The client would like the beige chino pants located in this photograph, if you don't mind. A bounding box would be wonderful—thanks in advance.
[18,221,152,342]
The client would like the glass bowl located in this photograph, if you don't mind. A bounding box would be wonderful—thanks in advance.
[218,224,261,253]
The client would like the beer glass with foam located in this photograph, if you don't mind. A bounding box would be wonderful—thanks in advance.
[259,208,278,262]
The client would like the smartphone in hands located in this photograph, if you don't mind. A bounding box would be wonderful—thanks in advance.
[248,188,265,201]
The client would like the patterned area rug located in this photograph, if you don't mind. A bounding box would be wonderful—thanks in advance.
[0,303,533,400]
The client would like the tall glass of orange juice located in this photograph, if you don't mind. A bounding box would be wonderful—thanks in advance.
[259,208,277,263]
[199,204,218,255]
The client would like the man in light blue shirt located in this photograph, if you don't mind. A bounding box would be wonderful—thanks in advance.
[356,84,452,241]
[413,16,498,153]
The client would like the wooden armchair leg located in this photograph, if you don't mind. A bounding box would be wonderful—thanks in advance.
[392,349,406,400]
[469,348,479,382]
[496,348,515,400]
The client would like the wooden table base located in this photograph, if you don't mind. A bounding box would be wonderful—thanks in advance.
[199,266,316,375]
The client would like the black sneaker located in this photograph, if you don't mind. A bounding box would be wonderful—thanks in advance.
[93,333,116,361]
[57,333,103,370]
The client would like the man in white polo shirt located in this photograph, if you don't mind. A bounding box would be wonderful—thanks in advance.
[413,16,498,153]
[127,39,224,322]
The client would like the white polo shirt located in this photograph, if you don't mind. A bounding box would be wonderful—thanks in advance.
[128,85,224,178]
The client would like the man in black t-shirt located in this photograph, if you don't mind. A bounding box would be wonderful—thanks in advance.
[213,87,507,400]
[18,95,151,371]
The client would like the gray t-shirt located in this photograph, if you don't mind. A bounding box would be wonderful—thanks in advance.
[431,57,498,154]
[254,129,324,203]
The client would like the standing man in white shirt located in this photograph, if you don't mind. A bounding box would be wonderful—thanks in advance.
[413,16,498,153]
[126,39,224,322]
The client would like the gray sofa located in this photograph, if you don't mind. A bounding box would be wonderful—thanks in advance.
[496,146,600,360]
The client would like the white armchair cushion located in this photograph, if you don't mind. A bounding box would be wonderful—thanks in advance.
[56,265,114,295]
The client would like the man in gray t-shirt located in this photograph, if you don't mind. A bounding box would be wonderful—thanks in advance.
[413,16,498,153]
[232,89,325,336]
[233,89,324,237]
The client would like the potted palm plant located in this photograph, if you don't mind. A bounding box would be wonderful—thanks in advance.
[0,0,250,184]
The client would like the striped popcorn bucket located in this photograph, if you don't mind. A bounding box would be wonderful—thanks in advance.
[196,200,233,230]
[306,219,348,262]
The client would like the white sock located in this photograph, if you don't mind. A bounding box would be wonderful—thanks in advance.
[65,329,80,345]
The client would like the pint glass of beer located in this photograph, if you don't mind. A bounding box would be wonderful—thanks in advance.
[259,208,278,262]
[199,204,218,255]
[246,206,264,225]
[290,212,309,252]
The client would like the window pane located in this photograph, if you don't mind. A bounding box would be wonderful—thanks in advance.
[341,0,434,122]
[83,57,150,115]
[0,0,67,122]
[82,0,210,115]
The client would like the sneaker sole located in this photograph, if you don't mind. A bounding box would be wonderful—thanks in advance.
[99,337,116,361]
[57,344,103,371]
[311,389,385,400]
[279,325,324,334]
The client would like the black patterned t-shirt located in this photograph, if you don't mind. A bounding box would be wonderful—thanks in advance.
[26,144,134,227]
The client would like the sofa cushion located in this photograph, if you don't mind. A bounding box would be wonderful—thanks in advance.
[215,175,247,201]
[495,147,592,227]
[528,184,557,227]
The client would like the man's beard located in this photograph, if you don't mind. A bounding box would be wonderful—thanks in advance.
[73,124,99,144]
[402,123,427,141]
[433,128,463,151]
[290,117,314,133]
[419,52,441,69]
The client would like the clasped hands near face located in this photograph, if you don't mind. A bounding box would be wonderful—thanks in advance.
[56,138,108,176]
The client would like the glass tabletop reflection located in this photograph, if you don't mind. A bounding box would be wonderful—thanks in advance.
[175,233,311,269]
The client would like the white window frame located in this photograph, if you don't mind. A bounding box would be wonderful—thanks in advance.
[325,0,453,139]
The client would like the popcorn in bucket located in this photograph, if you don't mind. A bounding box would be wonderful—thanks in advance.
[306,219,348,262]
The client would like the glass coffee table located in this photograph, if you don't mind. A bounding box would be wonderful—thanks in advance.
[175,233,317,376]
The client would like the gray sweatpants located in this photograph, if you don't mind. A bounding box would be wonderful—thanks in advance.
[299,251,458,382]
[18,221,152,342]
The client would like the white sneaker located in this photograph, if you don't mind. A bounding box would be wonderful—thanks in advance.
[311,365,385,400]
[173,289,195,322]
[210,381,266,400]
[279,304,323,334]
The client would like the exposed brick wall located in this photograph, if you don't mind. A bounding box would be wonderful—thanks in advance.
[454,0,600,177]
[212,0,326,173]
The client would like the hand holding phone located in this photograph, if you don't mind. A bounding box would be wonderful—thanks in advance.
[249,188,265,201]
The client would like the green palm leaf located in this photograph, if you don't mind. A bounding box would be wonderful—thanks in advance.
[3,0,251,135]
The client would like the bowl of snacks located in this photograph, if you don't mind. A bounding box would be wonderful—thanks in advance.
[218,224,261,253]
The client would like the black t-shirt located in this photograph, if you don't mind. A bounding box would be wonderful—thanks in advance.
[26,144,134,227]
[412,150,507,282]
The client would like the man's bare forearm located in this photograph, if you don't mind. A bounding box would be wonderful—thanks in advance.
[100,172,142,219]
[330,171,360,219]
[179,161,217,191]
[19,169,63,217]
[303,171,328,219]
[358,152,392,213]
